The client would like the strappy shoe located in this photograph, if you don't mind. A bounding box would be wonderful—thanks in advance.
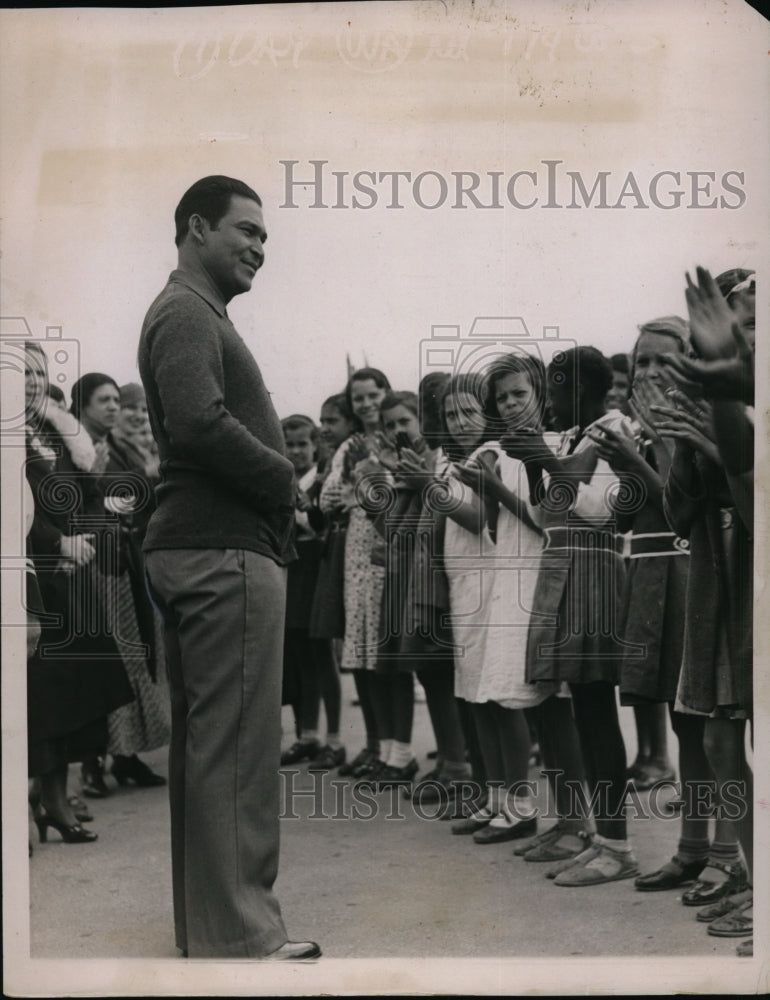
[545,831,594,878]
[338,747,375,777]
[374,759,419,789]
[307,745,346,771]
[553,841,639,887]
[34,808,98,844]
[706,898,753,938]
[696,890,752,923]
[354,758,387,786]
[280,740,321,766]
[513,821,564,856]
[524,831,587,863]
[634,856,708,892]
[681,860,748,907]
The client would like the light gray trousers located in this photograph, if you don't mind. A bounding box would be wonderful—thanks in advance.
[145,547,288,958]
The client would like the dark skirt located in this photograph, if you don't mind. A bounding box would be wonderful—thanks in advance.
[376,488,453,674]
[308,516,348,640]
[286,537,323,631]
[28,564,135,776]
[676,506,753,716]
[526,527,628,685]
[619,540,688,705]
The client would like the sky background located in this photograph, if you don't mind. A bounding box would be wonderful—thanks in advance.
[1,1,767,424]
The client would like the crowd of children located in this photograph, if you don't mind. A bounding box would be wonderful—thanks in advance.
[277,265,755,956]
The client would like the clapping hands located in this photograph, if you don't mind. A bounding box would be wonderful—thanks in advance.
[684,266,739,360]
[394,447,433,488]
[452,450,499,496]
[649,389,718,462]
[659,329,754,404]
[499,427,551,465]
[585,423,642,474]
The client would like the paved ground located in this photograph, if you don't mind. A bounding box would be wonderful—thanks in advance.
[19,675,763,993]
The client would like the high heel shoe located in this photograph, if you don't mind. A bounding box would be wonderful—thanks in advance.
[34,809,98,844]
[111,754,166,788]
[81,757,110,798]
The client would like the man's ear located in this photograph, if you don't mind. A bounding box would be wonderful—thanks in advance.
[188,213,207,244]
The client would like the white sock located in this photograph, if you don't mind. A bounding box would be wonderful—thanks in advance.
[300,730,318,744]
[388,741,413,769]
[326,733,342,750]
[379,739,393,763]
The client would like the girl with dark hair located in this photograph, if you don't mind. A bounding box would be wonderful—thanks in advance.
[660,267,754,953]
[25,347,134,842]
[320,368,392,777]
[70,373,169,796]
[502,346,641,885]
[591,318,741,899]
[305,395,357,771]
[279,414,341,766]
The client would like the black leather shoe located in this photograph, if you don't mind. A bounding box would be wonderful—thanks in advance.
[635,856,708,892]
[280,740,321,766]
[112,754,166,788]
[681,860,748,906]
[264,941,321,961]
[307,745,346,771]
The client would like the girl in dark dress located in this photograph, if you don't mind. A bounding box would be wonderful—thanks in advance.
[592,318,739,897]
[502,346,640,886]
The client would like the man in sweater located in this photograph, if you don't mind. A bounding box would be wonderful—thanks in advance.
[138,175,320,961]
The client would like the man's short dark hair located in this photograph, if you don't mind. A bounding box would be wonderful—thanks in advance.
[174,176,262,247]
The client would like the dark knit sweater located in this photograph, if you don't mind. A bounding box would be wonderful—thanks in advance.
[138,269,296,564]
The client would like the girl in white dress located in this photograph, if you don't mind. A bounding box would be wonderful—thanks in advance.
[451,355,556,843]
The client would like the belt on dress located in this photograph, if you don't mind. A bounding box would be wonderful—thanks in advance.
[629,531,690,558]
[542,525,624,555]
